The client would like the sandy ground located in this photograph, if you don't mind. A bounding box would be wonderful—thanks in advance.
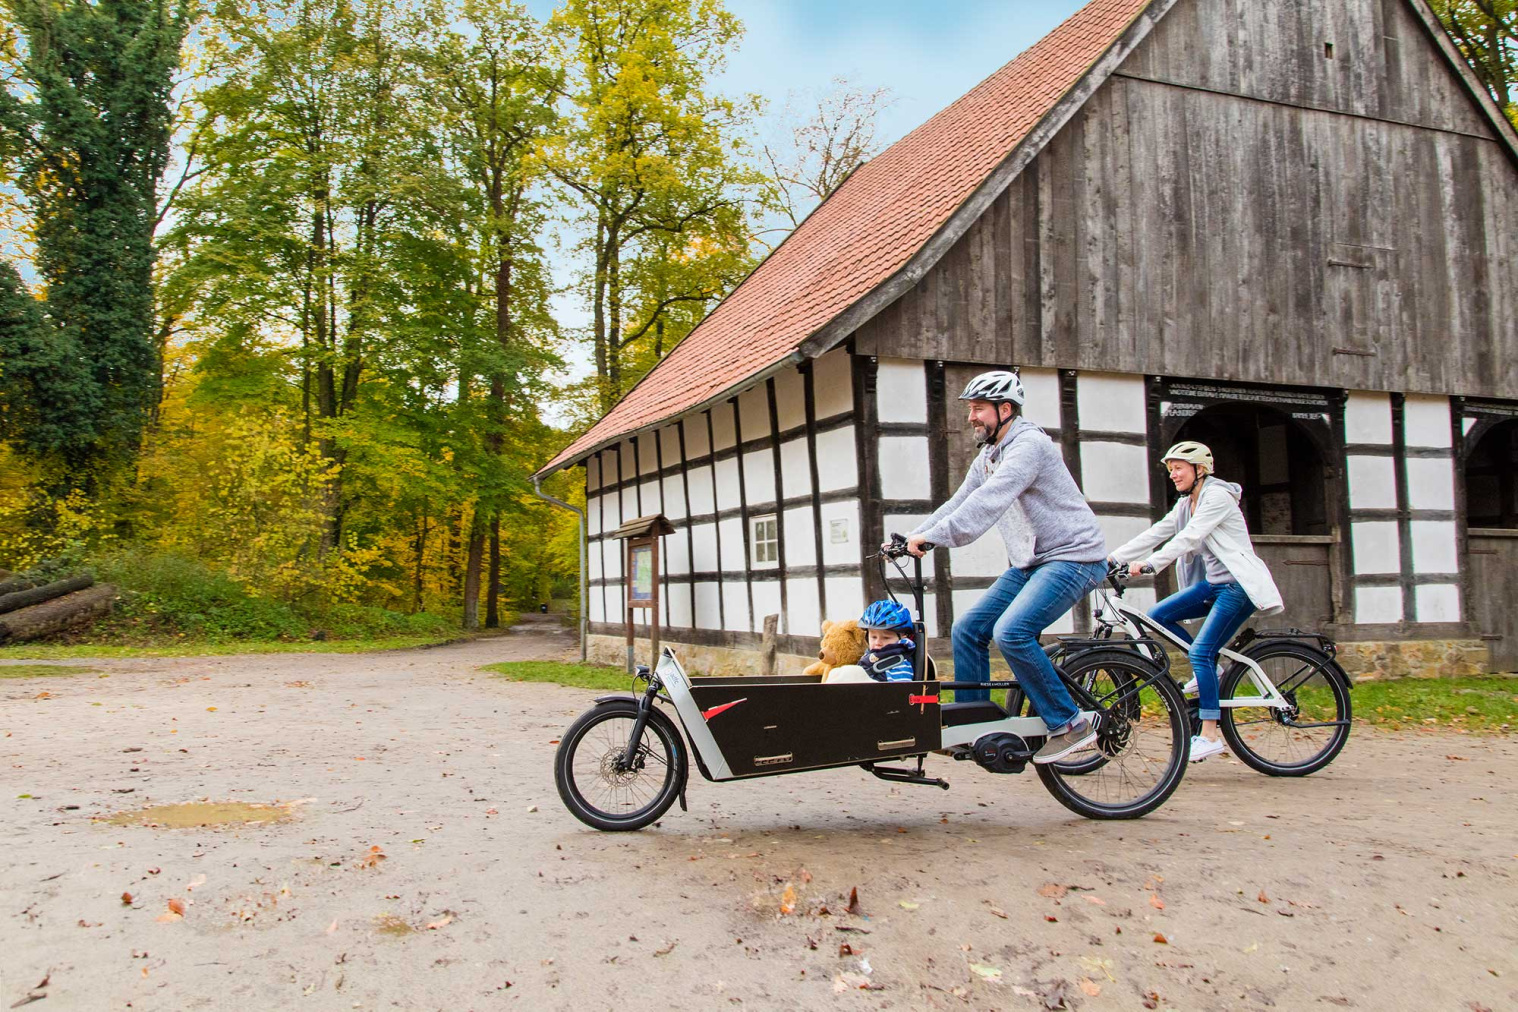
[2,616,1516,1012]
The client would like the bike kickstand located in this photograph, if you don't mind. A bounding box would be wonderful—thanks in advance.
[862,756,950,791]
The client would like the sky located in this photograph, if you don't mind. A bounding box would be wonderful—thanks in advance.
[531,0,1088,403]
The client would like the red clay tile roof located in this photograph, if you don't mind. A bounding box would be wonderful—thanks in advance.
[538,0,1157,476]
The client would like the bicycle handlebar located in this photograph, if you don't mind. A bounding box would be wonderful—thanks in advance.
[878,532,935,560]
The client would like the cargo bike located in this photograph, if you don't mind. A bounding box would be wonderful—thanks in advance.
[553,536,1192,830]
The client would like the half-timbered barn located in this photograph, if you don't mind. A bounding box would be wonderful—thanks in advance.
[536,0,1518,677]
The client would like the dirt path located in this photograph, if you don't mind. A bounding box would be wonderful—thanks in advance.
[3,618,1515,1011]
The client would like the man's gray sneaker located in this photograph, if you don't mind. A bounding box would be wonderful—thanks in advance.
[1032,717,1097,764]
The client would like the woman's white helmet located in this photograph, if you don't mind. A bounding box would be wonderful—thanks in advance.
[1161,441,1214,476]
[958,370,1026,406]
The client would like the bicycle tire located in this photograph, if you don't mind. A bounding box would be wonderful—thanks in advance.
[1035,649,1188,820]
[1219,642,1351,777]
[554,699,687,831]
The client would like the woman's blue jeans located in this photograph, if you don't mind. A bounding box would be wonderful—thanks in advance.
[1148,580,1256,721]
[951,560,1108,731]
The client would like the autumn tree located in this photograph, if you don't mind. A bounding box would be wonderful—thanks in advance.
[1434,1,1518,126]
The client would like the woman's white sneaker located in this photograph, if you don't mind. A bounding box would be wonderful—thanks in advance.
[1188,735,1226,763]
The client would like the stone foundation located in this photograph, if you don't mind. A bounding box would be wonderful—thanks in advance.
[588,634,815,677]
[1335,639,1490,681]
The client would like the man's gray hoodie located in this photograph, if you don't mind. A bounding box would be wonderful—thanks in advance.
[911,417,1106,568]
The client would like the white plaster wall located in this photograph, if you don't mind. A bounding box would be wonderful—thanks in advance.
[711,401,737,451]
[687,465,715,517]
[813,350,853,419]
[876,358,928,424]
[742,449,776,506]
[590,589,606,623]
[602,448,622,487]
[1355,586,1402,624]
[714,457,741,510]
[1019,368,1061,430]
[1077,372,1147,433]
[717,517,744,572]
[694,580,722,630]
[738,385,770,441]
[779,437,810,500]
[774,367,807,432]
[879,436,932,500]
[1405,458,1456,511]
[1097,515,1152,557]
[668,584,693,628]
[661,472,687,521]
[1347,456,1398,510]
[605,582,624,620]
[619,440,637,480]
[819,501,861,567]
[637,432,659,474]
[658,425,681,468]
[684,414,711,460]
[1080,442,1150,504]
[586,456,601,492]
[1415,584,1461,623]
[620,485,637,528]
[1351,522,1400,574]
[604,541,623,581]
[664,532,690,576]
[783,507,816,567]
[883,512,927,544]
[1403,395,1452,448]
[786,576,821,637]
[1345,392,1393,444]
[950,533,1010,579]
[690,522,718,573]
[588,543,604,582]
[823,576,864,625]
[815,427,859,492]
[722,581,750,632]
[1410,521,1458,573]
[638,479,661,516]
[751,581,782,631]
[586,496,602,538]
[601,492,622,533]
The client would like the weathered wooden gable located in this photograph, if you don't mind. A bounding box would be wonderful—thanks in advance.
[855,0,1518,399]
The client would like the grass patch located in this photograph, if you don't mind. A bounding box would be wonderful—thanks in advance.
[0,634,466,660]
[483,660,637,692]
[1355,675,1518,733]
[0,663,97,678]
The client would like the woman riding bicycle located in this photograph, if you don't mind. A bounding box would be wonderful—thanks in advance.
[1108,442,1284,763]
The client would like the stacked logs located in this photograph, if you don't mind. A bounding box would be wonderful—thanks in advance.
[0,572,118,644]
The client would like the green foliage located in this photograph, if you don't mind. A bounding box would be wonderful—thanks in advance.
[0,664,96,678]
[1354,675,1518,733]
[483,659,635,692]
[1433,0,1518,127]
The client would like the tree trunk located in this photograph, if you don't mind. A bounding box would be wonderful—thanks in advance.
[486,514,501,628]
[0,575,94,615]
[411,511,429,614]
[0,585,116,644]
[462,511,486,630]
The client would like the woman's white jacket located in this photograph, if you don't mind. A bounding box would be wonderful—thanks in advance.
[1110,477,1284,616]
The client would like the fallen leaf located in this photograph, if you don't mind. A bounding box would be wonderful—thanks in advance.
[1044,914,1058,923]
[1083,895,1106,906]
[988,906,1008,919]
[899,900,920,910]
[838,943,855,957]
[1446,755,1468,761]
[779,885,797,915]
[800,868,813,884]
[360,845,386,869]
[121,892,134,905]
[832,972,878,992]
[426,913,453,930]
[846,887,863,916]
[1150,894,1166,910]
[1257,889,1269,904]
[1037,882,1068,899]
[326,919,338,934]
[969,963,1002,982]
[167,897,186,915]
[206,706,217,712]
[187,874,206,891]
[1153,932,1168,944]
[1244,942,1259,953]
[1142,991,1161,1009]
[653,939,677,957]
[527,805,538,813]
[1080,979,1102,997]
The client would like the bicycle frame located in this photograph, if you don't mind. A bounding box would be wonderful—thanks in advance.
[1089,584,1290,710]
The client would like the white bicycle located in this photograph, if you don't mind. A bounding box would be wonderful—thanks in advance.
[1039,567,1353,777]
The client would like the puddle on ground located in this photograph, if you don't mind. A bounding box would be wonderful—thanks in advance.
[374,913,415,936]
[105,801,297,829]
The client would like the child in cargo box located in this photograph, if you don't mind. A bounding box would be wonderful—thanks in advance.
[825,600,918,683]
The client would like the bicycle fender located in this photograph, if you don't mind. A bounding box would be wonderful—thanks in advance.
[593,694,638,705]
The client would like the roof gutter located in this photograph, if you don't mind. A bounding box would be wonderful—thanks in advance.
[531,475,587,662]
[534,349,808,481]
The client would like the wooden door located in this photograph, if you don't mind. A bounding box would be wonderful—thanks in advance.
[1467,530,1518,672]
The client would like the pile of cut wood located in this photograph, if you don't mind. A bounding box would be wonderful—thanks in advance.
[0,568,118,644]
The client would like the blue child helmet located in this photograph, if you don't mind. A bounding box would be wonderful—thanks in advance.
[859,600,913,633]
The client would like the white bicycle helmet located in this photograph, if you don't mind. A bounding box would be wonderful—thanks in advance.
[1161,441,1214,476]
[958,370,1026,406]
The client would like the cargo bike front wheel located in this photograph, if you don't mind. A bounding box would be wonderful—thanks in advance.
[554,699,688,831]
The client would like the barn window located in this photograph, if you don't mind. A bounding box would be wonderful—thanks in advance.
[1324,42,1334,59]
[1465,420,1518,530]
[751,514,779,566]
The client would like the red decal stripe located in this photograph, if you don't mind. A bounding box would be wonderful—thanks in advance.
[908,694,936,705]
[702,698,747,720]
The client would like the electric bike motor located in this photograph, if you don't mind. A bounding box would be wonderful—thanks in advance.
[972,732,1034,774]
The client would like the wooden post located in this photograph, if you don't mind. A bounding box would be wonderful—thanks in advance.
[624,538,635,673]
[612,514,674,672]
[650,536,662,664]
[760,613,779,676]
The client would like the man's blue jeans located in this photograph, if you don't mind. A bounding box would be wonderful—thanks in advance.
[1148,581,1256,721]
[951,560,1109,731]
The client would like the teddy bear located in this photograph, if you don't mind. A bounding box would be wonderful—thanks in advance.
[803,618,867,679]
